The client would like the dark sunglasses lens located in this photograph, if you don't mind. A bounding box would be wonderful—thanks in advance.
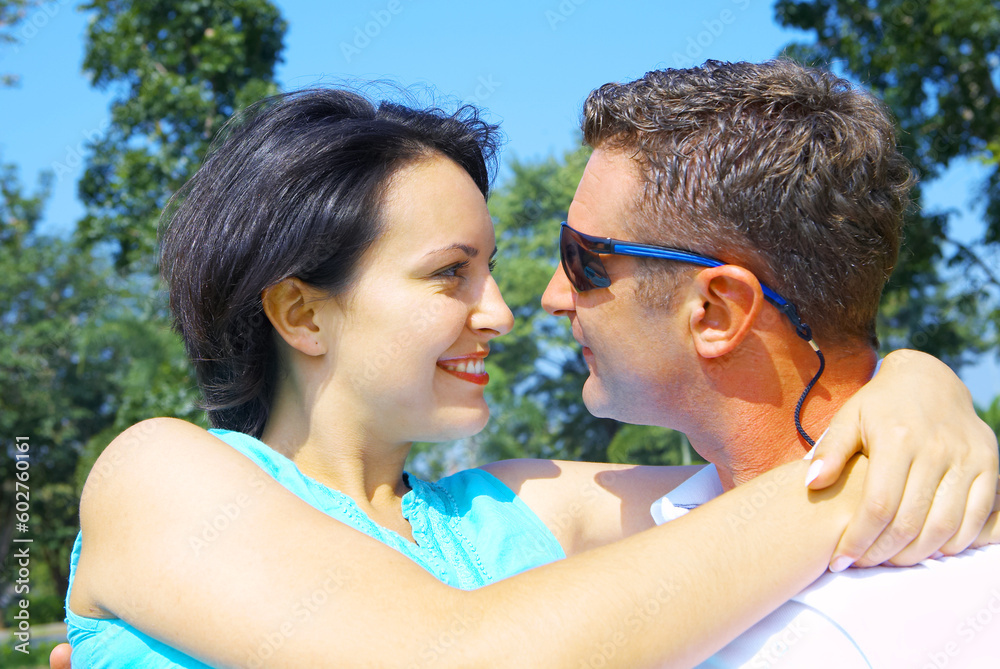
[560,226,611,291]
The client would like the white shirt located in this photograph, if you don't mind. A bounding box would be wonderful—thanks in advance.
[651,465,1000,668]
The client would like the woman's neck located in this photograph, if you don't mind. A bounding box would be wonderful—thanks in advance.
[260,377,413,514]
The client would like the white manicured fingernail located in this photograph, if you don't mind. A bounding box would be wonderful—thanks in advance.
[805,459,824,487]
[830,556,854,572]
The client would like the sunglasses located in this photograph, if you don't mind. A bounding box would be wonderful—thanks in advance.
[558,221,814,343]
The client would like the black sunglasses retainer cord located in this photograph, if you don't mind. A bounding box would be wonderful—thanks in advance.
[790,318,825,449]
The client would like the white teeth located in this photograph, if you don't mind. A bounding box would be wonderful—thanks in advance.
[441,358,486,375]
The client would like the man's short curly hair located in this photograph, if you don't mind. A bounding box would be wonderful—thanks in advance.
[582,59,914,347]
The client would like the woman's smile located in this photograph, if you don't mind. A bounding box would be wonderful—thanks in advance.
[437,354,489,385]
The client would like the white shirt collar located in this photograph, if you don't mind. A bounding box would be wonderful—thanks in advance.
[649,464,724,525]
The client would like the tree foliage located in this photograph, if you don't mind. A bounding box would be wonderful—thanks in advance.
[774,0,1000,368]
[0,0,43,86]
[978,395,1000,437]
[0,157,201,623]
[75,0,287,270]
[1,0,287,626]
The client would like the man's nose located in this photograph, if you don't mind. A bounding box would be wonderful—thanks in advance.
[541,263,575,317]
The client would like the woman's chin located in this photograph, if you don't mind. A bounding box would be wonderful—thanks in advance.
[419,406,491,443]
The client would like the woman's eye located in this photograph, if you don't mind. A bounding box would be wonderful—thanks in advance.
[438,260,471,278]
[488,257,497,273]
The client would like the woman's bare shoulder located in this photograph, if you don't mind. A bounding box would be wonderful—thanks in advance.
[82,418,215,504]
[73,418,245,618]
[70,417,460,665]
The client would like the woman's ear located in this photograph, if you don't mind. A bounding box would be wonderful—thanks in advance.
[261,278,330,356]
[687,265,765,359]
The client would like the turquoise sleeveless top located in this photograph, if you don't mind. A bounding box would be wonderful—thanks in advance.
[64,428,565,667]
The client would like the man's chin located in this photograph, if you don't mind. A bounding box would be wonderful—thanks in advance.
[581,381,615,419]
[582,380,666,426]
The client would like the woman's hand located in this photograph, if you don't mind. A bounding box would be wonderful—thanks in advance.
[806,349,999,569]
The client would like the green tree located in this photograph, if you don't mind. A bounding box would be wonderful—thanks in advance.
[63,0,289,444]
[66,0,289,440]
[1,0,288,629]
[977,395,1000,442]
[0,157,200,624]
[75,0,287,271]
[485,147,605,462]
[0,0,42,86]
[774,0,1000,369]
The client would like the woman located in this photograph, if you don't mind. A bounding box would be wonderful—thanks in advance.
[62,89,998,668]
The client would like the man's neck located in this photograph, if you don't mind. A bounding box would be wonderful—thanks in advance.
[690,346,878,492]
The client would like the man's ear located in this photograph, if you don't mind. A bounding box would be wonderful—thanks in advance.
[261,278,330,357]
[687,265,765,359]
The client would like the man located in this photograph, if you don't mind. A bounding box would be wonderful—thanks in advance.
[48,61,999,669]
[541,59,1000,667]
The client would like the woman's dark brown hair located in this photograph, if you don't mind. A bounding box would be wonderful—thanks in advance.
[160,89,500,437]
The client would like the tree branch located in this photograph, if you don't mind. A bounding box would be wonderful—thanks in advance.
[946,236,1000,289]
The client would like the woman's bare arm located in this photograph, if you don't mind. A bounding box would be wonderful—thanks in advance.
[71,417,865,668]
[487,349,1000,562]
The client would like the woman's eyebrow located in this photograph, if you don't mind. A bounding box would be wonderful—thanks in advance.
[423,244,479,258]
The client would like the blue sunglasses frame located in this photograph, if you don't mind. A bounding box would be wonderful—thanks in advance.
[559,221,814,342]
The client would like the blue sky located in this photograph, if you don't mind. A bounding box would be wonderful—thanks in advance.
[1,0,996,402]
